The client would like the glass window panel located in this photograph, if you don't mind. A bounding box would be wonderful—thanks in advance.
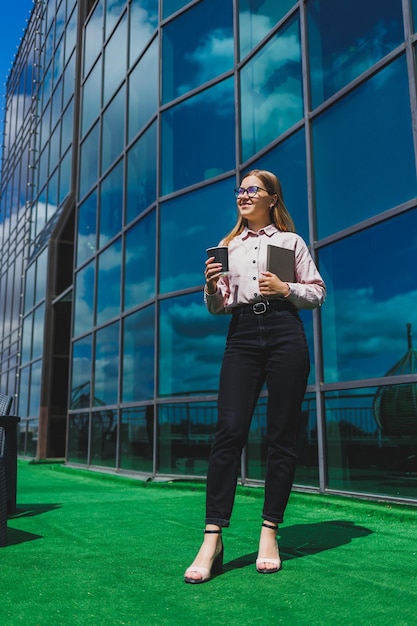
[126,122,157,224]
[161,78,235,196]
[120,406,154,473]
[63,50,76,108]
[158,292,229,397]
[94,321,120,406]
[162,0,190,19]
[105,0,127,39]
[76,190,97,267]
[162,0,233,104]
[253,128,308,242]
[18,365,30,417]
[49,124,61,174]
[128,38,158,142]
[122,305,155,402]
[35,248,48,305]
[21,315,33,364]
[412,0,417,32]
[29,360,42,416]
[240,16,302,162]
[40,102,51,152]
[325,386,417,500]
[58,148,72,206]
[81,57,102,138]
[239,0,295,60]
[32,304,45,361]
[24,262,36,313]
[101,86,125,174]
[129,0,158,66]
[159,179,235,294]
[79,122,99,200]
[70,335,92,409]
[67,413,89,463]
[61,98,74,153]
[103,13,127,105]
[99,159,123,248]
[73,260,95,337]
[84,0,104,78]
[47,170,59,219]
[313,57,416,239]
[39,146,50,192]
[65,6,78,66]
[90,409,117,468]
[307,0,404,108]
[320,210,417,383]
[51,79,63,130]
[158,401,217,475]
[96,238,122,325]
[124,212,156,310]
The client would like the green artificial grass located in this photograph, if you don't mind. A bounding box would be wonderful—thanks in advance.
[1,461,416,626]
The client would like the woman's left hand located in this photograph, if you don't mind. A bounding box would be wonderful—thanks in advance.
[259,272,290,297]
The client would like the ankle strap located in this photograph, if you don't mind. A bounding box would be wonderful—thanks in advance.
[204,529,222,534]
[262,522,278,530]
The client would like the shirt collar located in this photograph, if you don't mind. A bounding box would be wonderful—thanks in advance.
[240,223,278,240]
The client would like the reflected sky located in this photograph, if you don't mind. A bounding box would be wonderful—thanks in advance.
[96,239,122,325]
[307,0,403,108]
[94,321,120,406]
[124,212,156,310]
[159,292,229,396]
[240,16,302,162]
[320,209,417,382]
[239,0,295,60]
[159,178,236,294]
[162,0,233,103]
[129,0,158,66]
[122,305,155,402]
[73,260,95,337]
[313,57,416,239]
[161,78,235,195]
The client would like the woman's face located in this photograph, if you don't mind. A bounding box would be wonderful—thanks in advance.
[236,175,274,229]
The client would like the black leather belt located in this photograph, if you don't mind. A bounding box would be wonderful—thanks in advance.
[231,299,294,315]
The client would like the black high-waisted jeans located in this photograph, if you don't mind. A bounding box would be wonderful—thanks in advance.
[205,301,310,527]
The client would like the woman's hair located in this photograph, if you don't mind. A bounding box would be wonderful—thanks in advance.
[221,169,295,246]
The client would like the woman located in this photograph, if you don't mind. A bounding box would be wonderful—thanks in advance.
[184,169,326,583]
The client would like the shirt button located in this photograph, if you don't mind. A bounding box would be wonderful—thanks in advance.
[252,260,256,263]
[253,276,256,280]
[254,246,258,250]
[254,292,258,297]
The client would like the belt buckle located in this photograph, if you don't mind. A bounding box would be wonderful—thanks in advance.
[252,302,267,315]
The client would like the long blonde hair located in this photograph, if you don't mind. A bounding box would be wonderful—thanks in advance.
[221,169,295,246]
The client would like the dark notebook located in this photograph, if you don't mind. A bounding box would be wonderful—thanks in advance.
[266,245,295,282]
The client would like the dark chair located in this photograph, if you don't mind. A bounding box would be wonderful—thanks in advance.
[0,394,13,417]
[0,427,7,547]
[0,394,17,547]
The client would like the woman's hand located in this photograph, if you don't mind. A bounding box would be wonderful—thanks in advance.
[205,257,223,294]
[259,272,290,297]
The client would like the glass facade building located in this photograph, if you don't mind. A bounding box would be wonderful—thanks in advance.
[1,0,417,504]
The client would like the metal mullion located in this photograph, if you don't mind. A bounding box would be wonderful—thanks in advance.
[299,0,327,493]
[402,0,417,180]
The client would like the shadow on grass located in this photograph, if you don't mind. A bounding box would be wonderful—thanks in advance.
[224,519,373,572]
[6,527,43,546]
[10,503,62,518]
[3,504,62,547]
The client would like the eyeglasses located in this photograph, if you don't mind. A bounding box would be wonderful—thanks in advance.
[234,185,269,198]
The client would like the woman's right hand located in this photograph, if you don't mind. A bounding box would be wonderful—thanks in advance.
[205,257,222,294]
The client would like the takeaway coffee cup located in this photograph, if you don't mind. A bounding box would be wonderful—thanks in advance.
[206,246,229,273]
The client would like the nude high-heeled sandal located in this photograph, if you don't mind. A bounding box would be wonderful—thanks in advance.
[256,521,281,574]
[184,529,223,584]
